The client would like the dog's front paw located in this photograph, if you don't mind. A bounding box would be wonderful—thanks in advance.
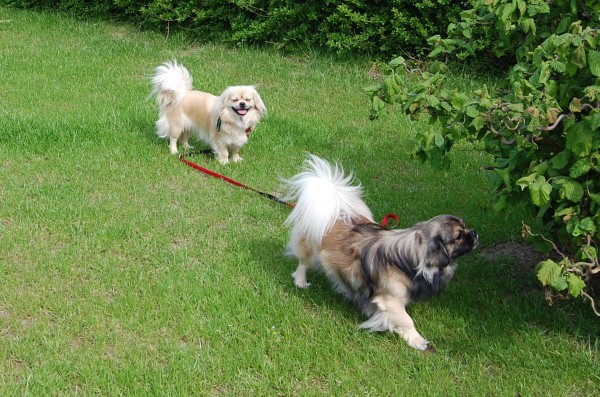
[292,271,311,289]
[294,280,312,289]
[218,157,229,165]
[232,154,243,163]
[406,335,430,351]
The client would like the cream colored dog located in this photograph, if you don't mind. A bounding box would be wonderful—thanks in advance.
[150,60,267,164]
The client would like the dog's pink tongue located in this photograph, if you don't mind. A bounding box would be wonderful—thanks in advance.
[237,109,248,115]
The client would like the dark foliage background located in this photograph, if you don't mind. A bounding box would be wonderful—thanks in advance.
[1,0,468,57]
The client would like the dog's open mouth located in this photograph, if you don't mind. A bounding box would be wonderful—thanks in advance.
[233,107,248,116]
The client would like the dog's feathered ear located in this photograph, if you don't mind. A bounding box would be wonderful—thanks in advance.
[424,235,450,269]
[252,88,267,116]
[213,89,230,119]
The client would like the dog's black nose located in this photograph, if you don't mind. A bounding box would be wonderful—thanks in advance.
[470,230,479,247]
[239,102,246,108]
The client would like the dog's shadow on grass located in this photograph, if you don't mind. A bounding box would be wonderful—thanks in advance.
[247,234,363,323]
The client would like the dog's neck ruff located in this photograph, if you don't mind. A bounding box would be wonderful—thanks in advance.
[216,117,253,136]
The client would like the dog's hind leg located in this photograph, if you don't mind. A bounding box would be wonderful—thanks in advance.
[169,136,180,155]
[156,115,182,155]
[292,262,311,289]
[289,237,313,289]
[180,130,193,151]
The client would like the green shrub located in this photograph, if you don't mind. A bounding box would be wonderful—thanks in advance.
[1,0,468,57]
[367,0,600,314]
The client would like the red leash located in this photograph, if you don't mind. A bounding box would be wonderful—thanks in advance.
[178,152,295,208]
[178,152,398,227]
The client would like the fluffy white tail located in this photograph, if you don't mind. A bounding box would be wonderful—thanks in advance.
[150,60,193,109]
[283,155,373,246]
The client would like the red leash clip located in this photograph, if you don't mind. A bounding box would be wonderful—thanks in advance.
[381,213,399,229]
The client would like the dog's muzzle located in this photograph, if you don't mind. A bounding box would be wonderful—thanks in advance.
[234,103,248,116]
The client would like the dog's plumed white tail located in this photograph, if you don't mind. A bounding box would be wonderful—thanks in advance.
[283,155,374,246]
[150,60,193,112]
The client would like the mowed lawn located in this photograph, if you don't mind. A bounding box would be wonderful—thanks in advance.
[0,6,598,396]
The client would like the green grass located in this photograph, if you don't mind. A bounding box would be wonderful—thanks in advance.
[0,6,598,396]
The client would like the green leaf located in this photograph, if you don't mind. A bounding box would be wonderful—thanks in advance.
[560,180,584,202]
[556,16,571,34]
[507,103,524,113]
[428,46,444,59]
[451,92,469,110]
[580,246,597,261]
[552,276,569,291]
[434,133,445,148]
[569,158,592,178]
[516,173,537,190]
[567,273,586,297]
[516,0,526,15]
[569,97,582,113]
[571,45,586,68]
[371,96,385,113]
[549,59,566,73]
[590,193,600,206]
[550,150,570,170]
[470,115,486,131]
[527,3,550,16]
[588,50,600,77]
[388,56,406,68]
[555,207,576,222]
[589,110,600,130]
[519,17,535,34]
[579,217,596,234]
[494,168,511,189]
[536,259,562,286]
[465,105,480,118]
[571,217,596,237]
[426,95,440,108]
[531,161,548,176]
[538,61,550,85]
[529,176,552,206]
[499,2,517,22]
[566,123,593,156]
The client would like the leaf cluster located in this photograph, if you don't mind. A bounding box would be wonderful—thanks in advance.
[367,0,600,312]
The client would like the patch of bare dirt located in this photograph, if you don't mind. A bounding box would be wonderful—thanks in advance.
[480,242,546,270]
[481,242,600,300]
